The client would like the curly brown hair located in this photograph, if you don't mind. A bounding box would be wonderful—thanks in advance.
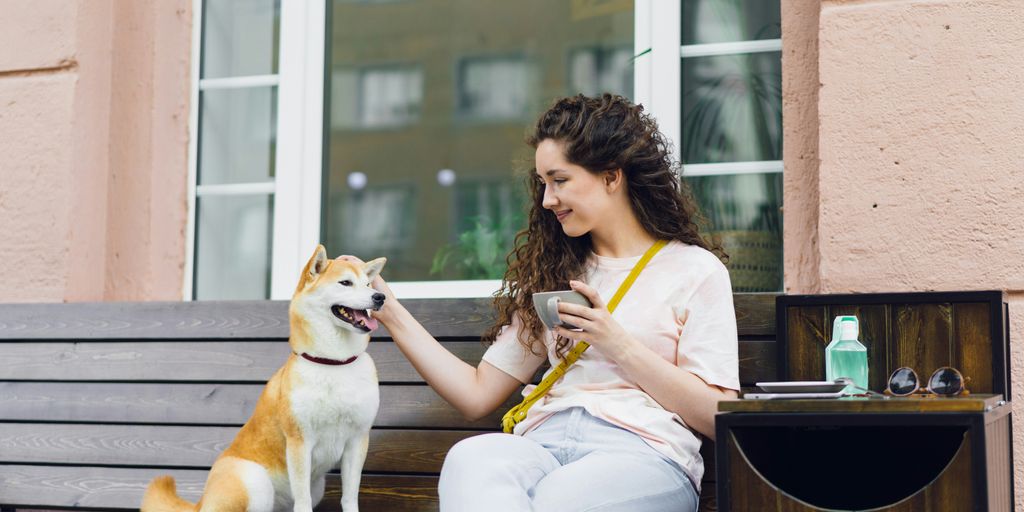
[483,93,725,359]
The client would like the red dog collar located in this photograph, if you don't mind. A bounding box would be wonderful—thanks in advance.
[298,352,358,366]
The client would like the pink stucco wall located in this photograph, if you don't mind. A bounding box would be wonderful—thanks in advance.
[0,0,190,302]
[784,0,1024,507]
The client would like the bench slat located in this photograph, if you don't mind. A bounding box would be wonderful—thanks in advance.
[0,382,514,428]
[0,465,440,511]
[0,423,481,474]
[0,340,483,383]
[0,340,775,384]
[0,295,777,341]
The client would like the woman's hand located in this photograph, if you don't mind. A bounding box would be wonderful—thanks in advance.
[551,280,637,361]
[338,255,399,325]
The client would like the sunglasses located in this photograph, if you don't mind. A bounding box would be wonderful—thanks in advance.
[885,366,970,397]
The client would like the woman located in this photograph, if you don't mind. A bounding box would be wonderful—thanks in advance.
[343,94,738,511]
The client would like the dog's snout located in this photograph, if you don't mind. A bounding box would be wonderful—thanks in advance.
[372,293,386,309]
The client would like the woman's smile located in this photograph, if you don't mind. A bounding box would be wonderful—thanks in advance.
[555,209,572,222]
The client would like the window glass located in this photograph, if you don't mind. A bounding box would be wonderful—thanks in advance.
[681,0,781,46]
[194,195,273,299]
[202,0,280,78]
[323,0,634,281]
[198,87,277,185]
[681,52,781,165]
[687,172,782,292]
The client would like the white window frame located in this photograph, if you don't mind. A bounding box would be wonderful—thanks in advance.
[184,0,326,301]
[186,1,782,300]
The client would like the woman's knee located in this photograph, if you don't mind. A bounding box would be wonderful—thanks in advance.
[440,432,556,484]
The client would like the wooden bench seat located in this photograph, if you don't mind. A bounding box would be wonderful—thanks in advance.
[0,294,777,511]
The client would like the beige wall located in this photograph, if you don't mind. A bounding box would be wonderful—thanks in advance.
[783,0,1024,507]
[0,0,191,302]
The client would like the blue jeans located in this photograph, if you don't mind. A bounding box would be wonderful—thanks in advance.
[438,407,699,511]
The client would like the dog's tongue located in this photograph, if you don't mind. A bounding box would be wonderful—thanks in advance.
[352,309,378,331]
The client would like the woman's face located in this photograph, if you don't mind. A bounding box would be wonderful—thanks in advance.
[534,139,616,238]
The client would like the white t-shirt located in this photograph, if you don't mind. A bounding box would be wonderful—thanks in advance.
[481,240,740,487]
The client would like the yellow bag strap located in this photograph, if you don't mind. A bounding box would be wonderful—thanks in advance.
[501,239,669,433]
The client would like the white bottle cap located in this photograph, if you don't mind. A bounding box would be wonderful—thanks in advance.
[840,318,859,340]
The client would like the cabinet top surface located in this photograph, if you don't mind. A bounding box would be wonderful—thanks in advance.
[719,394,1005,413]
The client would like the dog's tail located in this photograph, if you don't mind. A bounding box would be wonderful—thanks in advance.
[141,476,198,512]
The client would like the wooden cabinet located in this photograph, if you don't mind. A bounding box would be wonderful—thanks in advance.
[715,396,1012,511]
[714,291,1014,511]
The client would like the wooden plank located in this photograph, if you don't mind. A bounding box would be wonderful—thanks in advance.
[0,423,482,474]
[0,465,439,511]
[0,465,206,509]
[0,339,774,384]
[0,299,492,341]
[952,302,993,394]
[738,339,777,385]
[0,295,774,341]
[322,474,439,512]
[891,303,952,379]
[0,301,292,341]
[785,305,827,381]
[0,382,514,429]
[732,293,777,337]
[0,341,485,383]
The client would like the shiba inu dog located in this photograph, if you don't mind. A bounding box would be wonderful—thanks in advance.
[142,245,386,512]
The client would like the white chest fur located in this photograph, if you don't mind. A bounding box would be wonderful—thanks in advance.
[288,355,380,476]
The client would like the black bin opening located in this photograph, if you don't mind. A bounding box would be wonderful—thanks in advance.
[732,425,967,510]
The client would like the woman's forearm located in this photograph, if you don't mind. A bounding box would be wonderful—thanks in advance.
[610,338,737,439]
[378,301,515,421]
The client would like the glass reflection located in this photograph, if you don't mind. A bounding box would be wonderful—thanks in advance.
[682,0,781,46]
[682,52,782,165]
[323,0,634,281]
[198,87,277,185]
[202,0,280,79]
[686,172,781,292]
[194,194,273,300]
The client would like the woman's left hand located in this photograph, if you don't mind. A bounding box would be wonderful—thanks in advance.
[552,280,636,361]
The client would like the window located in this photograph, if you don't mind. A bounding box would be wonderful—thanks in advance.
[331,66,423,129]
[457,56,537,121]
[680,0,783,292]
[187,0,280,300]
[188,0,784,299]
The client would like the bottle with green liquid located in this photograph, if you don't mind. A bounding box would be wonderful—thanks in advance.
[825,316,868,394]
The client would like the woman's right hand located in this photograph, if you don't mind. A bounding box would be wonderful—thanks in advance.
[338,255,399,325]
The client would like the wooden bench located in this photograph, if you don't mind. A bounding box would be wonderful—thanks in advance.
[0,294,777,511]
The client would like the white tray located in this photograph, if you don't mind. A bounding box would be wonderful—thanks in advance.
[755,380,847,393]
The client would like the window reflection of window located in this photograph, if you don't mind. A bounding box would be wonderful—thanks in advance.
[331,67,422,129]
[457,57,536,120]
[569,46,634,98]
[336,185,416,254]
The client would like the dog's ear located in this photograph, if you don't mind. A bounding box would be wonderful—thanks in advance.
[298,245,329,290]
[362,257,387,282]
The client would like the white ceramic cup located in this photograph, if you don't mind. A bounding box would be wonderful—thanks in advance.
[532,290,592,330]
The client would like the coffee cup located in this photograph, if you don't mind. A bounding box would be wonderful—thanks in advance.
[532,290,592,331]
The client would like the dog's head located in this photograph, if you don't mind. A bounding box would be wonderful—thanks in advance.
[292,245,387,336]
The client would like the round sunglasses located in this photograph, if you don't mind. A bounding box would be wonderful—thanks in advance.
[885,366,970,397]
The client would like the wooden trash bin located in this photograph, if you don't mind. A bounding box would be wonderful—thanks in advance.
[714,290,1013,511]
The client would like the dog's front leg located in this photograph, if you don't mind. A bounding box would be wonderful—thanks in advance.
[287,437,315,512]
[338,432,369,511]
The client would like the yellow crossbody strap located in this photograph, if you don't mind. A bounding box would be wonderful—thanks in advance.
[501,239,668,433]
